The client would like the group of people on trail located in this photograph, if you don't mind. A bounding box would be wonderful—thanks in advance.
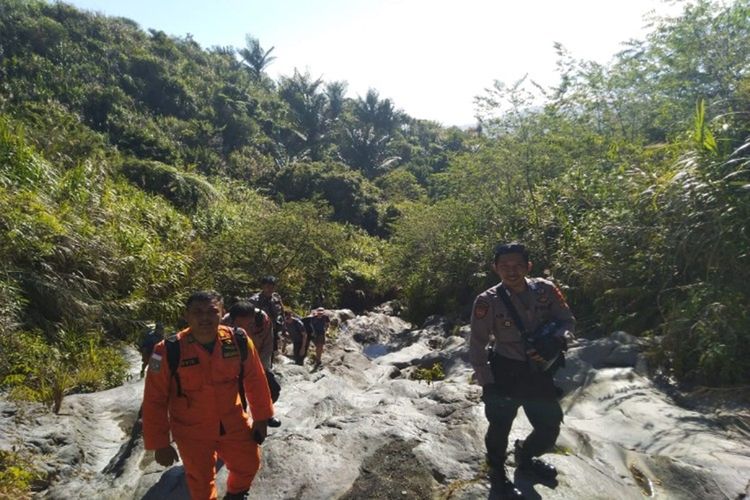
[138,276,331,500]
[139,242,574,500]
[242,276,329,369]
[281,307,329,367]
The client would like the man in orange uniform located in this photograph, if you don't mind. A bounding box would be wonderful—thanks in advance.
[142,290,275,500]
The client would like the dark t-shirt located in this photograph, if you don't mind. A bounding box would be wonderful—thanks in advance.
[308,315,330,337]
[286,317,306,343]
[250,292,284,330]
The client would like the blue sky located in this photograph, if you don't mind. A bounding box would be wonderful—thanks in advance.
[65,0,683,126]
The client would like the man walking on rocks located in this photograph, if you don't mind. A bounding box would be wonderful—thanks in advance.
[470,243,575,498]
[304,307,330,367]
[284,309,308,365]
[142,291,275,500]
[228,301,282,428]
[249,276,286,362]
[229,302,273,371]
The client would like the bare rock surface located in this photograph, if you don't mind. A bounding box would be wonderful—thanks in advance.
[1,312,748,499]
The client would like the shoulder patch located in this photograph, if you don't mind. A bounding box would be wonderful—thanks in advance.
[148,352,162,372]
[474,300,489,319]
[222,345,240,358]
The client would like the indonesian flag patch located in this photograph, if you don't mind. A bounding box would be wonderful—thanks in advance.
[148,353,162,373]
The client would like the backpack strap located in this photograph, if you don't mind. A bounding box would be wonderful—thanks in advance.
[497,284,536,367]
[165,334,184,398]
[253,308,265,328]
[497,285,530,338]
[166,329,249,406]
[233,327,249,410]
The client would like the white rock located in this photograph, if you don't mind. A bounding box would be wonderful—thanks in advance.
[3,317,748,500]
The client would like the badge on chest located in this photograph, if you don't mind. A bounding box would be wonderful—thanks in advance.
[180,357,199,367]
[221,337,239,358]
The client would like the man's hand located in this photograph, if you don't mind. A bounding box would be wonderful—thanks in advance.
[154,445,179,467]
[526,348,546,363]
[252,419,268,445]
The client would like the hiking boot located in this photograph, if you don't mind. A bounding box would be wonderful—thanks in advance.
[517,456,557,480]
[223,489,248,500]
[489,469,524,499]
[268,416,282,428]
[514,440,557,480]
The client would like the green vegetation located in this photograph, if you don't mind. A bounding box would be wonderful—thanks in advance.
[411,362,446,384]
[0,449,46,498]
[386,0,750,386]
[0,0,748,437]
[0,329,127,413]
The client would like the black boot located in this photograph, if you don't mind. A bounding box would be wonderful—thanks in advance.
[268,416,282,427]
[223,489,248,500]
[514,440,557,480]
[489,468,524,499]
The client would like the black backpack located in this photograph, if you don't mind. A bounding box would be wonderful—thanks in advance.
[165,328,250,410]
[139,329,162,357]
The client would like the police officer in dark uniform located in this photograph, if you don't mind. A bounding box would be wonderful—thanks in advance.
[470,243,575,498]
[249,276,285,360]
[248,276,285,429]
[283,309,307,365]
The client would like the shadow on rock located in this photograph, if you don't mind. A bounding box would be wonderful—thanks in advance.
[339,439,434,499]
[511,469,558,500]
[102,410,143,477]
[141,465,190,500]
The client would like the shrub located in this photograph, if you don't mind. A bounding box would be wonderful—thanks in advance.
[120,158,217,212]
[0,449,46,499]
[660,287,750,386]
[411,362,445,385]
[0,330,129,413]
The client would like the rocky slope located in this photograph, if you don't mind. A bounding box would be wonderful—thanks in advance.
[1,309,749,499]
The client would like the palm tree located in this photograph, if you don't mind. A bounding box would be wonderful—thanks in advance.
[340,89,401,177]
[238,34,276,79]
[325,81,348,121]
[278,70,335,160]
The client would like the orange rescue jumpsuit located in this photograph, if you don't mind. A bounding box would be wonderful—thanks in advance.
[143,325,274,500]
